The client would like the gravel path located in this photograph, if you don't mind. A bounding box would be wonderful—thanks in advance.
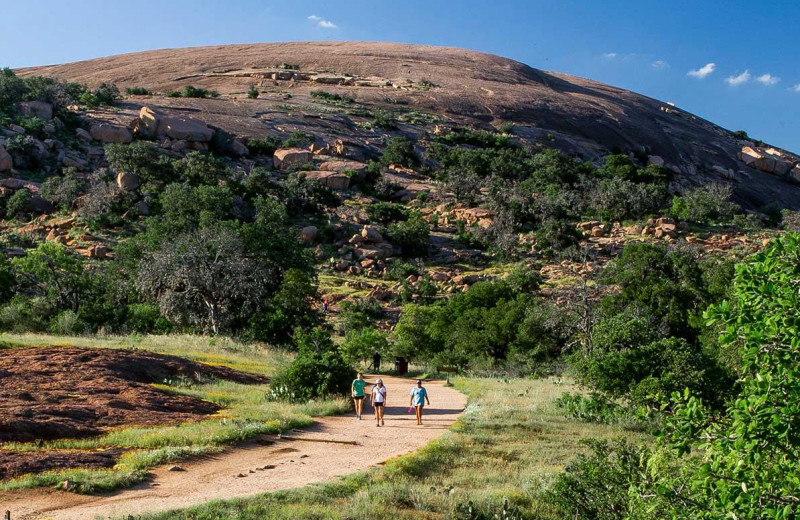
[0,375,466,520]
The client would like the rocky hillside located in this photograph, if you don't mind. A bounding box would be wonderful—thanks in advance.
[15,41,800,210]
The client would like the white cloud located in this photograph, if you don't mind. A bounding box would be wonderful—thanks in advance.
[791,83,800,93]
[725,70,751,86]
[652,60,669,69]
[307,14,337,28]
[688,62,716,78]
[602,52,617,59]
[756,73,780,86]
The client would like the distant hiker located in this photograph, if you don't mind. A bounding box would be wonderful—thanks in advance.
[409,379,430,425]
[373,350,382,371]
[371,378,387,426]
[322,299,329,313]
[351,372,367,420]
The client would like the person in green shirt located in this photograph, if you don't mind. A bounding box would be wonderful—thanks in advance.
[351,372,367,420]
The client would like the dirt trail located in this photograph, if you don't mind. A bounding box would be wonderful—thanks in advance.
[0,375,466,520]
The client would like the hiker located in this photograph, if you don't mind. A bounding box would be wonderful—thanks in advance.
[351,372,367,420]
[371,378,387,426]
[322,299,328,313]
[373,350,381,371]
[409,379,430,425]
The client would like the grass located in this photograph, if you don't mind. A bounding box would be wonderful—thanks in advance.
[0,334,351,493]
[132,376,648,520]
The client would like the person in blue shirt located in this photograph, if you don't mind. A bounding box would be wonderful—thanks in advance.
[409,379,430,425]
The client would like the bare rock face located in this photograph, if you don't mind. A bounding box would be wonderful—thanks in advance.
[302,170,350,191]
[318,159,367,174]
[90,123,133,144]
[18,101,53,120]
[739,145,798,176]
[273,148,313,170]
[116,171,141,191]
[0,145,12,171]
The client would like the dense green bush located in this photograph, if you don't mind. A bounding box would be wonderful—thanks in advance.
[125,86,151,96]
[339,327,388,366]
[5,188,32,219]
[247,85,259,99]
[40,169,85,210]
[380,137,417,167]
[365,201,409,224]
[269,328,355,401]
[181,85,219,98]
[337,298,384,333]
[386,213,429,257]
[246,136,282,156]
[671,183,739,223]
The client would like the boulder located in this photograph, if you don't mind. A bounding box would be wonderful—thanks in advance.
[18,101,53,120]
[273,148,313,170]
[790,165,800,185]
[0,145,12,172]
[62,154,88,169]
[160,117,214,142]
[361,226,383,243]
[318,159,367,174]
[590,225,606,237]
[29,195,54,214]
[90,245,108,259]
[138,106,160,136]
[302,171,350,190]
[300,225,318,244]
[647,155,665,167]
[137,106,214,142]
[578,221,601,231]
[231,140,249,156]
[1,177,28,189]
[75,128,92,141]
[90,123,133,144]
[135,201,150,216]
[774,158,795,176]
[429,271,449,282]
[116,171,141,191]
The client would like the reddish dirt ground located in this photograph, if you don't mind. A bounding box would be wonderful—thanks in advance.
[0,346,266,479]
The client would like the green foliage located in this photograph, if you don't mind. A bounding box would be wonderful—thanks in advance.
[79,82,121,107]
[365,201,409,224]
[269,328,355,401]
[588,177,668,221]
[393,281,568,366]
[281,173,341,217]
[5,134,42,170]
[105,141,175,189]
[373,109,398,130]
[281,131,313,149]
[437,128,512,149]
[247,85,259,99]
[125,86,151,96]
[173,151,230,187]
[665,233,800,519]
[0,256,14,305]
[337,298,384,333]
[505,263,543,293]
[339,327,388,366]
[380,137,417,167]
[671,183,740,224]
[5,188,32,219]
[181,85,219,98]
[40,169,84,210]
[386,213,429,257]
[310,90,353,104]
[246,136,282,156]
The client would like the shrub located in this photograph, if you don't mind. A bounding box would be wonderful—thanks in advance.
[246,136,282,156]
[338,298,384,333]
[5,189,32,219]
[380,137,417,168]
[4,134,42,170]
[269,329,355,401]
[310,90,353,104]
[505,263,543,293]
[365,201,409,224]
[386,214,429,257]
[80,82,121,107]
[281,131,314,149]
[670,183,739,223]
[40,169,84,210]
[50,310,87,335]
[247,85,259,99]
[373,109,398,130]
[535,219,582,254]
[181,85,219,98]
[125,86,151,96]
[781,209,800,232]
[588,177,668,221]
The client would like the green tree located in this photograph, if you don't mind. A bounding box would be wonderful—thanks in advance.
[666,233,800,519]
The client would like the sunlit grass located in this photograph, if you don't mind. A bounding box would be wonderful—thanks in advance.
[136,377,649,520]
[0,333,351,493]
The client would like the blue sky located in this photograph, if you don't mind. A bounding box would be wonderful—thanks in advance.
[1,0,798,151]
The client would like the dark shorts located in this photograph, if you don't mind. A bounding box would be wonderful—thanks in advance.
[373,402,384,407]
[353,396,364,400]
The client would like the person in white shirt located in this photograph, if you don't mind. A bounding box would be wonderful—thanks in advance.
[370,378,387,426]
